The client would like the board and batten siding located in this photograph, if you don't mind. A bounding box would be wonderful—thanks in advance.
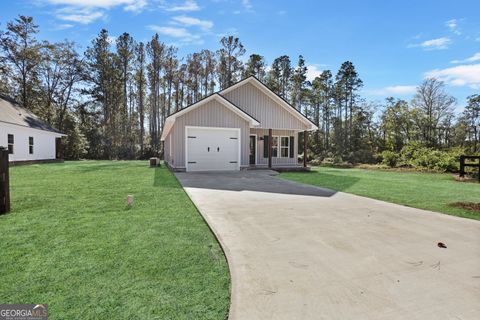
[223,83,309,131]
[166,99,250,169]
[250,128,299,166]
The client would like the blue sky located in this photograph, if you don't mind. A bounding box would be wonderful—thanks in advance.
[1,0,479,111]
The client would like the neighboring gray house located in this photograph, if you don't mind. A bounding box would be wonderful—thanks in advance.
[160,76,317,172]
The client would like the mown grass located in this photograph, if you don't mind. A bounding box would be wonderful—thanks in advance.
[0,161,230,319]
[280,166,480,220]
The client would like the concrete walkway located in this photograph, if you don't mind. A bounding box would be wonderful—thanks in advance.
[175,170,480,320]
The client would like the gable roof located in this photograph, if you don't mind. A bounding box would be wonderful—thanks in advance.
[160,93,260,141]
[220,76,318,130]
[0,95,65,135]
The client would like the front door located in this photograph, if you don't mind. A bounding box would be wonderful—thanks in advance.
[249,135,256,165]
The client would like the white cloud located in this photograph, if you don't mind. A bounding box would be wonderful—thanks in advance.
[44,0,146,10]
[242,0,252,10]
[124,0,147,12]
[425,64,480,89]
[52,23,74,30]
[451,52,480,64]
[420,37,451,50]
[147,25,202,44]
[43,0,147,24]
[408,37,451,50]
[107,35,117,44]
[445,19,461,35]
[162,0,200,12]
[368,85,417,96]
[306,64,323,82]
[171,15,213,30]
[55,8,105,24]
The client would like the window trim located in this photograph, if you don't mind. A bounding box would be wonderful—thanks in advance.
[280,136,290,158]
[270,135,290,158]
[29,136,34,155]
[7,134,14,154]
[271,136,279,158]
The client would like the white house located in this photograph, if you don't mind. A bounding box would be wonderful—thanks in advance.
[0,95,65,163]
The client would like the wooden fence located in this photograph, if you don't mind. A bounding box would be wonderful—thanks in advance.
[459,155,480,182]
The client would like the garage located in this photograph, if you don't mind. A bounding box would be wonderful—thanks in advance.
[186,126,240,172]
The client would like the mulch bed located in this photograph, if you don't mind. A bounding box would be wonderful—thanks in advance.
[448,202,480,212]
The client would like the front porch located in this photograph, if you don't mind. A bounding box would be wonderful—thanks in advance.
[248,128,309,170]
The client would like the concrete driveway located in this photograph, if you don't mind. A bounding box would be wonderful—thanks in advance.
[175,170,480,320]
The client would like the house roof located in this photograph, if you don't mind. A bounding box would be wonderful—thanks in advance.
[160,93,260,141]
[0,95,65,135]
[220,76,318,130]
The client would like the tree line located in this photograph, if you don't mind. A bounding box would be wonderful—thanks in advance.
[0,16,478,163]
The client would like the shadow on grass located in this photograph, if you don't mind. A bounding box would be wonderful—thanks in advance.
[153,167,182,189]
[281,170,361,192]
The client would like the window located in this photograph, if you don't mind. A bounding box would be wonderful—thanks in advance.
[271,136,278,157]
[280,136,289,158]
[7,134,14,154]
[29,137,34,154]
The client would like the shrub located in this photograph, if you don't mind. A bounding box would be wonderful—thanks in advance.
[309,158,322,166]
[381,150,400,167]
[398,144,466,172]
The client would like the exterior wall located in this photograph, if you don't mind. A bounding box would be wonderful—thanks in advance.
[167,99,250,169]
[0,122,60,162]
[250,128,299,166]
[223,82,309,131]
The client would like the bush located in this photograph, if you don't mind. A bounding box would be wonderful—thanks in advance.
[397,144,466,172]
[381,150,400,167]
[309,158,322,166]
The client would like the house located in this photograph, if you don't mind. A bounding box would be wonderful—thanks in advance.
[161,76,318,172]
[0,95,65,163]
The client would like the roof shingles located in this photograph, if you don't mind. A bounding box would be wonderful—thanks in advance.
[0,95,64,134]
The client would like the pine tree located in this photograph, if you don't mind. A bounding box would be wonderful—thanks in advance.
[335,61,363,155]
[291,55,308,111]
[243,54,266,80]
[216,36,245,89]
[135,42,147,157]
[267,55,292,99]
[0,15,42,110]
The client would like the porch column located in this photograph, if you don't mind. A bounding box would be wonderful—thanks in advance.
[268,128,272,168]
[303,130,308,168]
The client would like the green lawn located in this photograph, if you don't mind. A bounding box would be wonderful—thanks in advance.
[280,167,480,220]
[0,161,230,319]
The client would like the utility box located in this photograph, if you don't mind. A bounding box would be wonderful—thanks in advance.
[0,147,10,214]
[149,157,160,167]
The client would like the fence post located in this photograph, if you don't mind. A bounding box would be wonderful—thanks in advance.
[478,157,480,182]
[0,147,10,214]
[459,155,465,178]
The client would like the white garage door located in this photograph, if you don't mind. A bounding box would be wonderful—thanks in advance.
[186,127,240,172]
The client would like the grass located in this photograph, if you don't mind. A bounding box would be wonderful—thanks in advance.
[0,161,230,319]
[280,166,480,220]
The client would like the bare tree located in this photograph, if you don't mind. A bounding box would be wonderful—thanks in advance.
[412,78,456,147]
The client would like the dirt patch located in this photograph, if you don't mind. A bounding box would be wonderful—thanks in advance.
[448,202,480,212]
[453,175,480,183]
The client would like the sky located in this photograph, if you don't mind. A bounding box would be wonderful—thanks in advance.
[1,0,479,111]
